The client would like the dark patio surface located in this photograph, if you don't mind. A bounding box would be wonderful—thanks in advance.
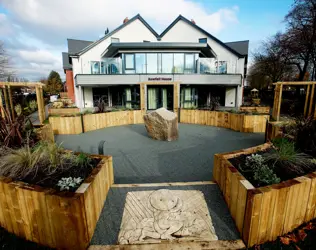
[90,184,240,245]
[55,124,264,184]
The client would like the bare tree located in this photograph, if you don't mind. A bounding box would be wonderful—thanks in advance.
[248,34,295,89]
[0,41,14,81]
[282,0,316,80]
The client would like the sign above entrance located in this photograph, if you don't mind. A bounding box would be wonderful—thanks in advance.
[148,77,172,81]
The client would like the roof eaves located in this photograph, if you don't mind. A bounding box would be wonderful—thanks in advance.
[160,15,244,58]
[76,14,159,56]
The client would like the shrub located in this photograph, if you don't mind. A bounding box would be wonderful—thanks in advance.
[241,154,280,186]
[265,138,313,176]
[29,100,37,112]
[57,177,83,191]
[95,98,107,113]
[75,152,91,167]
[0,109,36,148]
[14,104,22,116]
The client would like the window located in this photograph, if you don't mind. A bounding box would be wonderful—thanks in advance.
[181,87,197,108]
[146,53,158,73]
[111,37,120,43]
[199,38,207,43]
[161,53,173,73]
[124,54,135,70]
[91,61,100,74]
[135,54,146,73]
[173,53,184,73]
[184,54,195,73]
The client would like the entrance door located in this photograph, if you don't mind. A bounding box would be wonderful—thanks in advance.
[147,85,173,110]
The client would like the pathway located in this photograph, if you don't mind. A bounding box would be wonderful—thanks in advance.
[29,104,49,125]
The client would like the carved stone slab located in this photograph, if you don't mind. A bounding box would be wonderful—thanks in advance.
[118,189,218,244]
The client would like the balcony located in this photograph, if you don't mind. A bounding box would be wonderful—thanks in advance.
[90,54,238,75]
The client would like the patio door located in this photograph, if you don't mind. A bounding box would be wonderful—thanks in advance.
[147,85,173,110]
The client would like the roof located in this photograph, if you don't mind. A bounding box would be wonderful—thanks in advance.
[225,40,249,56]
[102,42,216,57]
[62,52,72,70]
[75,14,159,56]
[67,39,93,54]
[160,15,244,58]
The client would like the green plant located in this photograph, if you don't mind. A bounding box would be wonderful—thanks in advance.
[57,177,83,191]
[0,144,44,179]
[240,154,280,186]
[209,96,220,111]
[75,152,91,167]
[253,164,280,185]
[265,138,313,175]
[14,104,22,116]
[29,100,37,112]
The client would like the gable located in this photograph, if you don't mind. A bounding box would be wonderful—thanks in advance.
[160,16,243,59]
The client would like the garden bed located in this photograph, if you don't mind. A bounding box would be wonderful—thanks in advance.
[0,152,114,249]
[48,107,80,116]
[49,110,144,134]
[180,109,269,133]
[240,106,270,114]
[214,143,316,247]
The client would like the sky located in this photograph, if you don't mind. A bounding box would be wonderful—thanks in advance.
[0,0,294,81]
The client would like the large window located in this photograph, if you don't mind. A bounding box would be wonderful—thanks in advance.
[181,87,197,108]
[147,85,173,110]
[125,54,135,70]
[147,53,158,73]
[173,53,184,73]
[135,53,146,73]
[161,53,173,73]
[184,54,195,74]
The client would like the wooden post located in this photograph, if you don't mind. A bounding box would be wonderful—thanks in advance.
[308,84,315,116]
[3,86,10,117]
[0,88,5,118]
[140,83,145,112]
[39,86,45,122]
[173,83,179,114]
[272,84,283,121]
[8,85,15,119]
[304,85,311,116]
[36,86,44,124]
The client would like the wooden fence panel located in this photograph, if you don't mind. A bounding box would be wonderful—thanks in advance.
[49,116,82,134]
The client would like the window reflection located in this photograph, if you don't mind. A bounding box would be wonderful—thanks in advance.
[184,54,195,73]
[147,53,158,73]
[135,54,146,73]
[161,54,173,73]
[173,54,184,73]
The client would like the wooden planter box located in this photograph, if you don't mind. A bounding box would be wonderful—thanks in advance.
[48,107,80,116]
[49,110,144,135]
[214,144,316,247]
[0,155,114,249]
[240,106,270,114]
[34,124,54,142]
[180,109,269,133]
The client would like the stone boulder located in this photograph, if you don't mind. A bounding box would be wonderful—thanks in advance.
[143,108,178,141]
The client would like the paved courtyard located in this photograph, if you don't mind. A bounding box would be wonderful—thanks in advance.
[56,124,264,184]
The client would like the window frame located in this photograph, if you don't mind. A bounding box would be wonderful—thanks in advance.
[124,54,136,70]
[184,53,195,71]
[199,38,207,43]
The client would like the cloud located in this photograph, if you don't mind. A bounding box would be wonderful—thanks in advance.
[0,0,240,80]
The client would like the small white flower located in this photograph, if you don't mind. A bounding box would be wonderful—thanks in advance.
[57,177,83,191]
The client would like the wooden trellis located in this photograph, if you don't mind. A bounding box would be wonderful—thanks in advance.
[0,82,45,124]
[272,81,316,121]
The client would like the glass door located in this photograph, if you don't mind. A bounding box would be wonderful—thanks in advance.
[147,85,174,110]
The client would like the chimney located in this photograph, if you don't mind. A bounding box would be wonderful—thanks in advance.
[191,19,196,24]
[123,17,129,24]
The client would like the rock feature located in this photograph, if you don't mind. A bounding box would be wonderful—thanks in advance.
[143,108,178,141]
[118,189,218,244]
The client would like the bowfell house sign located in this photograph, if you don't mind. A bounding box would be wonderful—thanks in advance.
[118,189,218,244]
[148,77,172,81]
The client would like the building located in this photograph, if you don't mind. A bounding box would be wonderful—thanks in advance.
[62,14,249,112]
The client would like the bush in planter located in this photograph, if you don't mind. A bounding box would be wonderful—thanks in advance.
[241,154,280,186]
[265,138,314,179]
